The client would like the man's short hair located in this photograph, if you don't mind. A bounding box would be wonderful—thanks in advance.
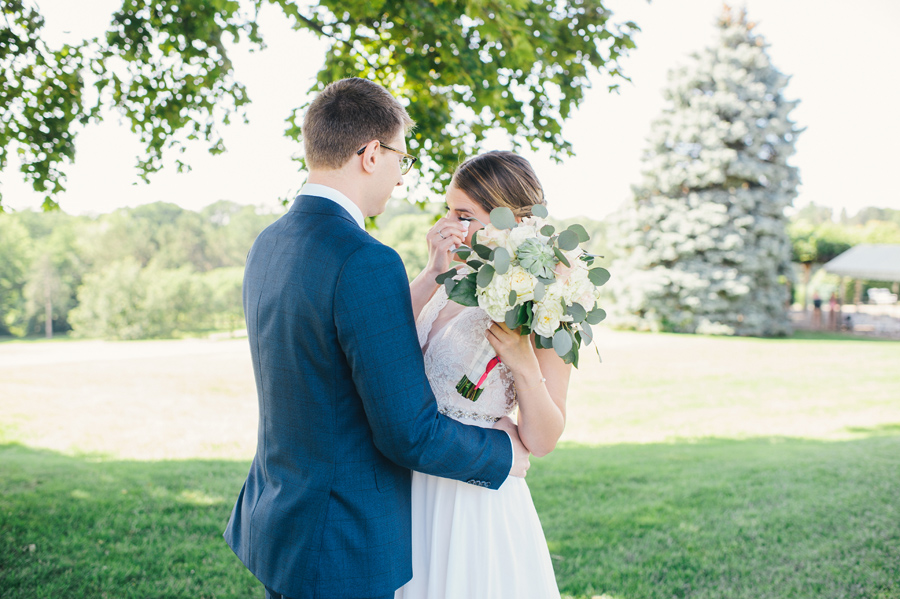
[302,78,415,170]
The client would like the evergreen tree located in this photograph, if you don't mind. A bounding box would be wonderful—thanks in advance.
[609,6,800,336]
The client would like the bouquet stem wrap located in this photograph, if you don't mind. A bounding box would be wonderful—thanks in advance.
[456,336,502,402]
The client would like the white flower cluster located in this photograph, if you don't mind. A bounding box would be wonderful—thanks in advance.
[473,217,603,338]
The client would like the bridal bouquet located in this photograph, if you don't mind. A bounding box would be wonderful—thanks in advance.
[435,204,609,401]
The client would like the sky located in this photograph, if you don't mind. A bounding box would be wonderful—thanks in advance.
[2,0,899,220]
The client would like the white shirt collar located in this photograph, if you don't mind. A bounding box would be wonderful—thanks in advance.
[300,183,365,230]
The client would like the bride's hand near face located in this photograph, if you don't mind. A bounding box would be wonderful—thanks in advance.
[409,217,468,319]
[425,217,468,278]
[486,322,571,458]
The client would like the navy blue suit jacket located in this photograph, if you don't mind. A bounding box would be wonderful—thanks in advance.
[224,195,513,599]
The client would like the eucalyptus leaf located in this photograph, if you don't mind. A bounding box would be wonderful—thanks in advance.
[531,204,549,218]
[435,268,456,285]
[467,259,484,270]
[455,247,472,260]
[505,308,519,329]
[567,302,587,323]
[553,246,570,268]
[563,345,580,367]
[536,335,553,349]
[557,230,579,251]
[581,322,594,344]
[511,303,529,329]
[444,278,458,296]
[533,281,546,302]
[567,224,590,243]
[508,290,517,306]
[448,275,479,307]
[585,307,607,325]
[492,247,511,274]
[473,243,493,260]
[552,329,574,357]
[536,276,555,286]
[490,207,517,230]
[477,264,496,288]
[540,224,555,236]
[588,267,611,286]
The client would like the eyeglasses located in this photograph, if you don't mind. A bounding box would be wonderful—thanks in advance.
[356,141,418,175]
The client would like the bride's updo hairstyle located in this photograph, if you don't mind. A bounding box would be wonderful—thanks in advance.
[451,151,546,217]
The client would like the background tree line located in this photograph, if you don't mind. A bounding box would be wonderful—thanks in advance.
[0,201,279,339]
[0,197,896,341]
[0,198,610,340]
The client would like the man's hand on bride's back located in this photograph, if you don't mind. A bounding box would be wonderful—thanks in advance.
[494,416,531,478]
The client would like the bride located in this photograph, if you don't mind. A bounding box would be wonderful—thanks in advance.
[395,151,571,599]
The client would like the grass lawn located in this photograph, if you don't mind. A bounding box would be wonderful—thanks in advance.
[1,331,899,598]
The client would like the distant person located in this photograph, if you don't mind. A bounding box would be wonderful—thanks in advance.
[223,78,530,599]
[829,292,840,330]
[812,292,823,329]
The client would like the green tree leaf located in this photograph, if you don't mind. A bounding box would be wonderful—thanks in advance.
[531,204,549,219]
[2,0,640,211]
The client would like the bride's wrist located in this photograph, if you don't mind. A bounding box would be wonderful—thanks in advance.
[509,358,543,386]
[425,261,453,280]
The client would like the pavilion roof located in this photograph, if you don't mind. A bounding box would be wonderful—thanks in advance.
[823,244,900,282]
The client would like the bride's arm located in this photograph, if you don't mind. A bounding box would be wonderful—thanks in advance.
[409,218,467,319]
[486,323,571,457]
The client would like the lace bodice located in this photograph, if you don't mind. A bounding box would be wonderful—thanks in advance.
[416,285,517,426]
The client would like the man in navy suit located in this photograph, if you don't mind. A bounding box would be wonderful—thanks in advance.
[224,78,530,599]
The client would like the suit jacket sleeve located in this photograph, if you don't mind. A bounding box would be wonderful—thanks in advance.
[334,242,512,489]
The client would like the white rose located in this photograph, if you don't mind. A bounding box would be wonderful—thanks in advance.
[474,224,508,250]
[532,296,566,338]
[506,224,538,254]
[508,266,537,303]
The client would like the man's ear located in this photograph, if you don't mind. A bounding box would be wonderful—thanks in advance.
[360,140,380,174]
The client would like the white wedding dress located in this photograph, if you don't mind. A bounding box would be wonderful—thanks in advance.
[395,286,561,599]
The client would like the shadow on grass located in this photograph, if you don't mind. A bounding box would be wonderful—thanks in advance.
[788,330,900,343]
[844,422,900,435]
[3,436,900,599]
[0,334,79,345]
[0,445,258,599]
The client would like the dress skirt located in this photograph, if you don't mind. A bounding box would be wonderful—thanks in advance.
[394,465,561,599]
